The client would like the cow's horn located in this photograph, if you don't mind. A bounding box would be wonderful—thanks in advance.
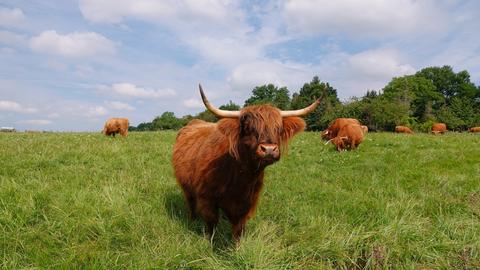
[324,138,333,145]
[280,88,326,117]
[199,84,240,118]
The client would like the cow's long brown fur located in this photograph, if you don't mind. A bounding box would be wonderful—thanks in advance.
[172,105,305,241]
[321,118,361,140]
[102,118,129,137]
[395,125,414,134]
[431,123,447,134]
[331,124,364,151]
[469,127,480,133]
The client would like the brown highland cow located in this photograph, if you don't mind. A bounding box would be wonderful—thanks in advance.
[321,118,361,140]
[431,123,447,134]
[172,85,324,241]
[102,118,129,137]
[329,124,364,151]
[395,126,414,134]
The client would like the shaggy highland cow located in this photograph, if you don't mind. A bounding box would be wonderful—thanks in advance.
[172,85,323,241]
[102,118,129,137]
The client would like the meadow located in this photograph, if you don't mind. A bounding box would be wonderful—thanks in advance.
[1,131,479,269]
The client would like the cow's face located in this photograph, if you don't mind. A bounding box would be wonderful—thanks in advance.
[238,106,283,166]
[218,105,305,167]
[321,129,334,140]
[199,84,322,165]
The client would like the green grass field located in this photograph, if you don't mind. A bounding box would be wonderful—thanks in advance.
[1,131,479,269]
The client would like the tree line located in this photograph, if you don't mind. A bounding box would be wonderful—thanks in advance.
[129,65,480,132]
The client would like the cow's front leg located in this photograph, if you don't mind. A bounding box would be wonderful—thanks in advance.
[232,218,247,242]
[197,198,219,238]
[225,209,249,243]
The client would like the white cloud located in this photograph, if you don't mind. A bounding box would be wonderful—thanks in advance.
[183,98,204,109]
[79,0,173,24]
[105,101,135,111]
[100,83,176,98]
[187,36,261,68]
[0,100,37,113]
[347,49,415,80]
[18,119,52,125]
[85,106,108,117]
[79,0,253,68]
[30,30,116,57]
[75,65,95,78]
[0,30,27,47]
[79,0,239,26]
[283,0,445,38]
[227,60,313,93]
[0,47,15,54]
[310,48,416,98]
[47,113,60,118]
[0,7,26,28]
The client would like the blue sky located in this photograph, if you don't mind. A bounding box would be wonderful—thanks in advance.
[1,0,479,131]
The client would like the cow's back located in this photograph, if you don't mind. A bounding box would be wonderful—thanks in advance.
[432,123,447,133]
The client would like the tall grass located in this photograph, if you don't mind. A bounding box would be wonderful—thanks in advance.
[1,131,479,269]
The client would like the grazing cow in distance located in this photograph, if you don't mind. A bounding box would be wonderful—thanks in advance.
[321,118,361,140]
[172,85,324,241]
[329,124,364,151]
[431,123,447,134]
[361,125,368,134]
[395,126,414,134]
[102,118,129,137]
[469,127,480,133]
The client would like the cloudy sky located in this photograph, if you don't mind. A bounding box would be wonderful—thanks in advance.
[1,0,479,131]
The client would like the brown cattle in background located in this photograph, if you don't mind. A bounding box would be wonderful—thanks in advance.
[102,118,129,137]
[329,124,364,151]
[431,123,447,134]
[321,118,361,140]
[395,126,414,134]
[172,85,324,241]
[469,127,480,133]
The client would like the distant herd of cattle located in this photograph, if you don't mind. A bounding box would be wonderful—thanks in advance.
[99,85,479,241]
[101,107,478,152]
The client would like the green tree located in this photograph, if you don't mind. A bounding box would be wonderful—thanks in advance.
[195,110,217,122]
[290,76,340,130]
[134,122,154,131]
[219,100,240,111]
[382,75,443,122]
[152,112,183,130]
[244,84,290,109]
[193,101,241,123]
[415,66,479,105]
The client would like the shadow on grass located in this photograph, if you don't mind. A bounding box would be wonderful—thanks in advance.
[163,187,235,250]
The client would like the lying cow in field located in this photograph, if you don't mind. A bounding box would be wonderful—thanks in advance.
[470,127,480,133]
[431,123,447,134]
[102,118,129,137]
[329,124,364,151]
[321,118,360,140]
[395,125,414,134]
[172,85,324,241]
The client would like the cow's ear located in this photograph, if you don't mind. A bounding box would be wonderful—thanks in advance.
[217,118,240,159]
[282,117,305,142]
